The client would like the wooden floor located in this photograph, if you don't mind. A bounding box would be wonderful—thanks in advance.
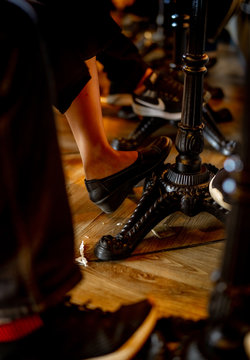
[55,40,245,324]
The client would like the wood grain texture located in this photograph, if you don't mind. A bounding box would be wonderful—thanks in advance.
[55,42,245,325]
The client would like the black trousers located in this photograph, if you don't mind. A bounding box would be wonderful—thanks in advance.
[0,0,81,320]
[34,0,148,112]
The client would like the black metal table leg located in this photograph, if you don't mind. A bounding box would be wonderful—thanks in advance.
[183,54,250,360]
[112,105,237,155]
[111,0,236,156]
[96,0,229,261]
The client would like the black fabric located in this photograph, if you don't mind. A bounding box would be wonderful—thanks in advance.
[0,300,152,360]
[29,0,122,112]
[97,31,148,93]
[0,0,81,319]
[31,0,148,112]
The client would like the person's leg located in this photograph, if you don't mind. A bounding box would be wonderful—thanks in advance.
[65,56,139,180]
[64,56,172,213]
[97,28,154,106]
[0,0,81,321]
[34,1,172,212]
[97,30,151,94]
[0,2,158,359]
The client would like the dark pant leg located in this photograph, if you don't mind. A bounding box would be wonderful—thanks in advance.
[36,0,125,113]
[97,31,149,93]
[0,0,81,320]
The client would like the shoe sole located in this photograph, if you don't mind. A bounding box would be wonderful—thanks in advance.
[84,306,158,360]
[132,102,182,121]
[101,94,133,107]
[94,182,134,214]
[209,175,232,211]
[94,138,172,213]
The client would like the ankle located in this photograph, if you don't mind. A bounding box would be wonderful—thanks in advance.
[84,149,138,180]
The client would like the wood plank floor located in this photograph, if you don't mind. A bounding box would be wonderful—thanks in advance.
[55,40,245,324]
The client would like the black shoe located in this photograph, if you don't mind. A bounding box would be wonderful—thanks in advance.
[85,136,172,213]
[132,71,183,121]
[0,299,158,360]
[209,168,234,210]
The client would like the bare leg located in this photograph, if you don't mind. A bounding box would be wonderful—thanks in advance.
[65,56,138,180]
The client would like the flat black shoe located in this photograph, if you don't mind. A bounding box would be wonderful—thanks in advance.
[0,299,158,360]
[85,136,172,213]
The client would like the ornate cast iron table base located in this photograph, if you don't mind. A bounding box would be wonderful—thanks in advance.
[95,160,228,261]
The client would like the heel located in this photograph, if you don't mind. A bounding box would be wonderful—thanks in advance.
[96,184,133,214]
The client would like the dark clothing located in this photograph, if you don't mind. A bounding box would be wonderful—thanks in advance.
[32,0,147,112]
[32,0,122,112]
[97,31,148,94]
[0,0,81,320]
[0,0,147,319]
